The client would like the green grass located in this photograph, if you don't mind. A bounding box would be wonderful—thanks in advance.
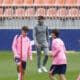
[0,51,80,80]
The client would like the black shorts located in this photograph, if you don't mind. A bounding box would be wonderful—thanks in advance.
[49,64,67,75]
[15,58,26,70]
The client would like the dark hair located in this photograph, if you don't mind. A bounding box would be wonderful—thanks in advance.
[38,16,45,20]
[51,29,59,37]
[22,26,29,32]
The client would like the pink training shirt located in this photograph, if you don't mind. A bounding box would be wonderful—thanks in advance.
[12,34,32,62]
[52,38,67,65]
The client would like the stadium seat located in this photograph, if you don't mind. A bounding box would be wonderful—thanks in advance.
[34,0,44,5]
[3,0,13,5]
[4,8,14,17]
[56,8,67,18]
[55,0,65,5]
[15,8,25,17]
[68,8,79,18]
[25,8,34,17]
[66,0,76,5]
[13,0,23,5]
[0,0,3,5]
[77,0,80,5]
[24,0,33,5]
[44,0,55,5]
[47,8,56,17]
[0,8,3,17]
[36,8,46,16]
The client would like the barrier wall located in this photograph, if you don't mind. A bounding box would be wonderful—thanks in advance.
[0,29,80,51]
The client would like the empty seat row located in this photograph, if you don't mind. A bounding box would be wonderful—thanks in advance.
[0,0,80,5]
[0,8,79,18]
[34,0,80,5]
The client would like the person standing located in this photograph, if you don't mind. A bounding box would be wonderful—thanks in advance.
[49,29,67,80]
[33,16,49,73]
[12,26,32,80]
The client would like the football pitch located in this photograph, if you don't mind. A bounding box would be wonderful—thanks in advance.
[0,51,80,80]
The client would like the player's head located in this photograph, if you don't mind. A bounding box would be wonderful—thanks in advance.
[51,29,59,38]
[38,16,45,25]
[21,26,29,37]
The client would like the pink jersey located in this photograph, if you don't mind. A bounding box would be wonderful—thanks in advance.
[12,34,32,62]
[52,38,67,65]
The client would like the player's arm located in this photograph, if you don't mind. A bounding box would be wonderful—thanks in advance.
[64,45,66,54]
[12,35,18,58]
[52,41,61,57]
[28,40,32,61]
[62,41,67,54]
[46,26,50,46]
[33,27,39,47]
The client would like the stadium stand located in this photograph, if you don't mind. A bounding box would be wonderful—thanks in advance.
[15,8,25,17]
[4,8,14,17]
[44,0,55,5]
[47,8,56,18]
[13,0,23,5]
[66,0,76,5]
[68,8,79,18]
[77,0,80,5]
[24,0,33,5]
[56,8,67,18]
[25,8,34,17]
[55,0,65,6]
[34,0,44,5]
[35,8,46,16]
[0,8,3,17]
[3,0,13,6]
[0,0,79,18]
[0,0,2,5]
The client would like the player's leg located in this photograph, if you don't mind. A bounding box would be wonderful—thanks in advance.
[49,65,57,80]
[22,61,26,80]
[42,47,49,72]
[77,74,80,80]
[36,46,42,72]
[17,65,20,72]
[59,74,66,80]
[43,47,49,66]
[16,65,21,80]
[59,64,67,80]
[15,58,21,80]
[49,73,57,80]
